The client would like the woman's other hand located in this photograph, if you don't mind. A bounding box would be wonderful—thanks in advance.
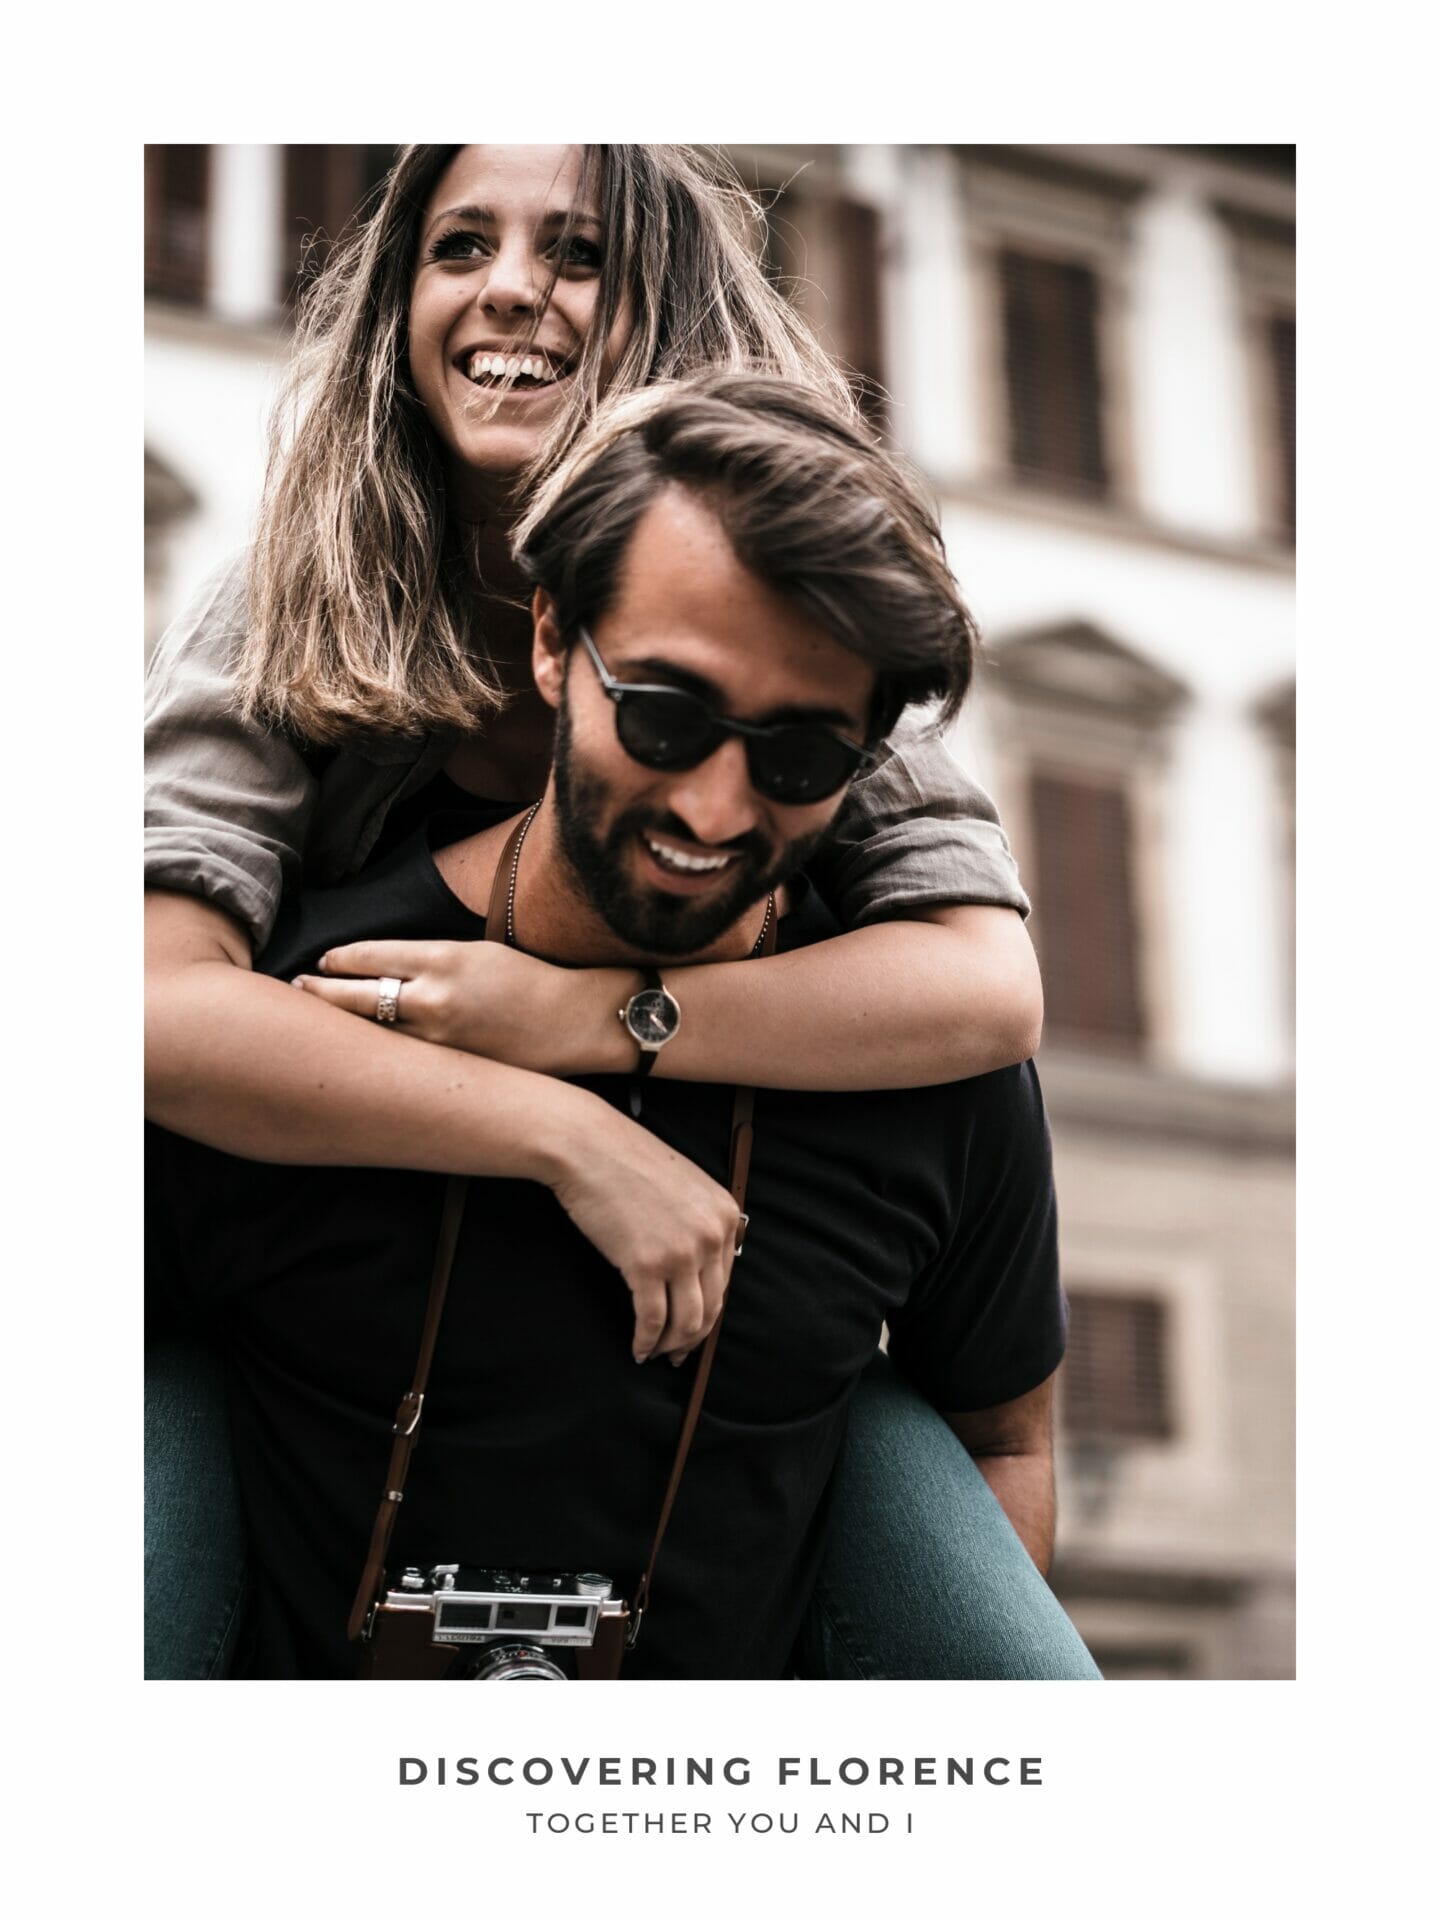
[543,1098,741,1365]
[294,940,634,1077]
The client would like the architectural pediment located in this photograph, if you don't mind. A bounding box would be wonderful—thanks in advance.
[145,446,199,530]
[982,620,1190,723]
[1253,676,1295,751]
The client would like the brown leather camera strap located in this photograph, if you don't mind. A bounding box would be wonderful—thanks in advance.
[345,1169,469,1644]
[348,805,775,1656]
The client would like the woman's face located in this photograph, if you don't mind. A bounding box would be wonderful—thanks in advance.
[408,145,633,516]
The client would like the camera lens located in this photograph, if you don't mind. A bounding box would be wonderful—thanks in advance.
[467,1643,567,1681]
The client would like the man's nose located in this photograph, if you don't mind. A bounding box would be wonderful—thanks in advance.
[478,237,543,317]
[664,738,762,847]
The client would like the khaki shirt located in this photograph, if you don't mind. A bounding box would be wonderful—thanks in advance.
[145,553,1030,951]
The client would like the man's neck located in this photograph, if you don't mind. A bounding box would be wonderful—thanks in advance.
[434,801,780,968]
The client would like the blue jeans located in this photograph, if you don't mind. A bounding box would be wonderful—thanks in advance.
[795,1352,1100,1679]
[144,1338,1098,1680]
[144,1336,249,1679]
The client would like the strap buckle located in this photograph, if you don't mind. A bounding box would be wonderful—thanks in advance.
[394,1391,424,1437]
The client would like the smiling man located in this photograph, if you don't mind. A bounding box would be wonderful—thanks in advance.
[150,375,1097,1680]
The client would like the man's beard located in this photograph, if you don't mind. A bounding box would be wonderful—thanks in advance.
[552,693,830,957]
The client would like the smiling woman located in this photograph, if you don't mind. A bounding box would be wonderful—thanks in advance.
[407,148,634,506]
[145,144,1080,1682]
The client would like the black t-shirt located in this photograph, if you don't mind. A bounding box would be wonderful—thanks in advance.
[150,814,1065,1679]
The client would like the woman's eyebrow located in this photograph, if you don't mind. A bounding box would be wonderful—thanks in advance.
[423,204,602,238]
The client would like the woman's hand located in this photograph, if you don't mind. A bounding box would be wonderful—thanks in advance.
[294,939,634,1078]
[542,1097,742,1365]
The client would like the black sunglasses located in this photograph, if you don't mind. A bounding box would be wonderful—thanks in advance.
[577,627,875,804]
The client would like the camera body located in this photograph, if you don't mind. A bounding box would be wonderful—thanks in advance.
[360,1565,630,1680]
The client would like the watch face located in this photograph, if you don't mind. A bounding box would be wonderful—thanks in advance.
[628,988,680,1047]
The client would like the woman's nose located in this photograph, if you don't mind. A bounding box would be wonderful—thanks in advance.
[479,238,543,317]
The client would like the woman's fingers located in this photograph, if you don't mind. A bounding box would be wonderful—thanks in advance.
[316,940,447,979]
[629,1274,670,1363]
[652,1274,708,1360]
[292,973,403,1020]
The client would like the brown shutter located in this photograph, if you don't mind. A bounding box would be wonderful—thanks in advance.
[1030,770,1145,1048]
[145,146,210,303]
[1268,312,1295,540]
[833,195,887,429]
[1061,1292,1172,1441]
[280,146,367,303]
[1000,249,1109,496]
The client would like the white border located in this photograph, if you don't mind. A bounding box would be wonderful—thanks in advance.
[10,1,1427,1906]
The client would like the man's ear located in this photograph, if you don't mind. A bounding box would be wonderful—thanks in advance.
[531,588,567,711]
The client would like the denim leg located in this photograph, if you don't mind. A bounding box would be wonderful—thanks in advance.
[794,1352,1100,1680]
[144,1334,250,1680]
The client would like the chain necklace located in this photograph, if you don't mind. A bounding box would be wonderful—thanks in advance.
[749,890,775,957]
[502,801,544,949]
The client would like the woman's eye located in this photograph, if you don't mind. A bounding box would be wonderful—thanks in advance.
[428,228,489,264]
[553,235,603,271]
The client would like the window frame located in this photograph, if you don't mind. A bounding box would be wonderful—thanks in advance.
[957,148,1143,511]
[1217,204,1296,547]
[144,144,212,306]
[981,619,1188,1070]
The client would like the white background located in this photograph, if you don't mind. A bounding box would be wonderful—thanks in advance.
[9,2,1431,1911]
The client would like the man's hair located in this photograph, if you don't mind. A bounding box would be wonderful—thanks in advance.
[239,146,860,745]
[513,373,977,739]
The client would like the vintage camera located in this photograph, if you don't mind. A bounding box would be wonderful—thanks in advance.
[360,1565,630,1680]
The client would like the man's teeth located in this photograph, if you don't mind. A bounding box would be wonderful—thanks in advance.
[645,836,735,875]
[466,352,560,386]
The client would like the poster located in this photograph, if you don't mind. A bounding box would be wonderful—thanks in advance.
[15,6,1421,1911]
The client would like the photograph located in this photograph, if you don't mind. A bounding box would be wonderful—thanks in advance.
[143,142,1295,1693]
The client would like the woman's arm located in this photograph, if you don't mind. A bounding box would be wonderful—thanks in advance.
[651,905,1042,1088]
[146,891,740,1361]
[303,905,1041,1089]
[299,719,1042,1090]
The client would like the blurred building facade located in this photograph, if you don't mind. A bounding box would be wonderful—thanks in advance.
[145,143,1296,1679]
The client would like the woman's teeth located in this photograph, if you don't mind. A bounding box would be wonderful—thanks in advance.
[466,352,560,387]
[645,836,735,876]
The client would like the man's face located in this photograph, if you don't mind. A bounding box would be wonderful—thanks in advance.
[534,486,879,958]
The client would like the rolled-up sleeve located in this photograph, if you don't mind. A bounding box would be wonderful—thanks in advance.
[145,554,318,951]
[811,710,1031,927]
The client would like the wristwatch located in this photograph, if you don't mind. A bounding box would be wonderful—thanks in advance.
[618,969,682,1075]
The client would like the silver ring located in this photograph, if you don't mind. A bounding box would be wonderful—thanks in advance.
[375,977,403,1026]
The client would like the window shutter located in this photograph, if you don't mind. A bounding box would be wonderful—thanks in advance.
[1000,249,1109,497]
[280,146,366,303]
[145,146,210,303]
[1062,1292,1172,1442]
[1268,312,1295,540]
[833,195,887,429]
[1030,770,1145,1047]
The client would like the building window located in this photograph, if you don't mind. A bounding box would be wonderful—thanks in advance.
[1062,1291,1173,1442]
[145,146,211,304]
[1266,312,1295,540]
[741,160,889,428]
[1029,768,1146,1048]
[958,150,1140,506]
[281,145,398,303]
[1000,249,1110,497]
[1216,203,1294,545]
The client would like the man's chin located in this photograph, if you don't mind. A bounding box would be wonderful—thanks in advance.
[612,877,765,957]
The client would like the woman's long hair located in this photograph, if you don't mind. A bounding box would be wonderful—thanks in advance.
[240,145,859,745]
